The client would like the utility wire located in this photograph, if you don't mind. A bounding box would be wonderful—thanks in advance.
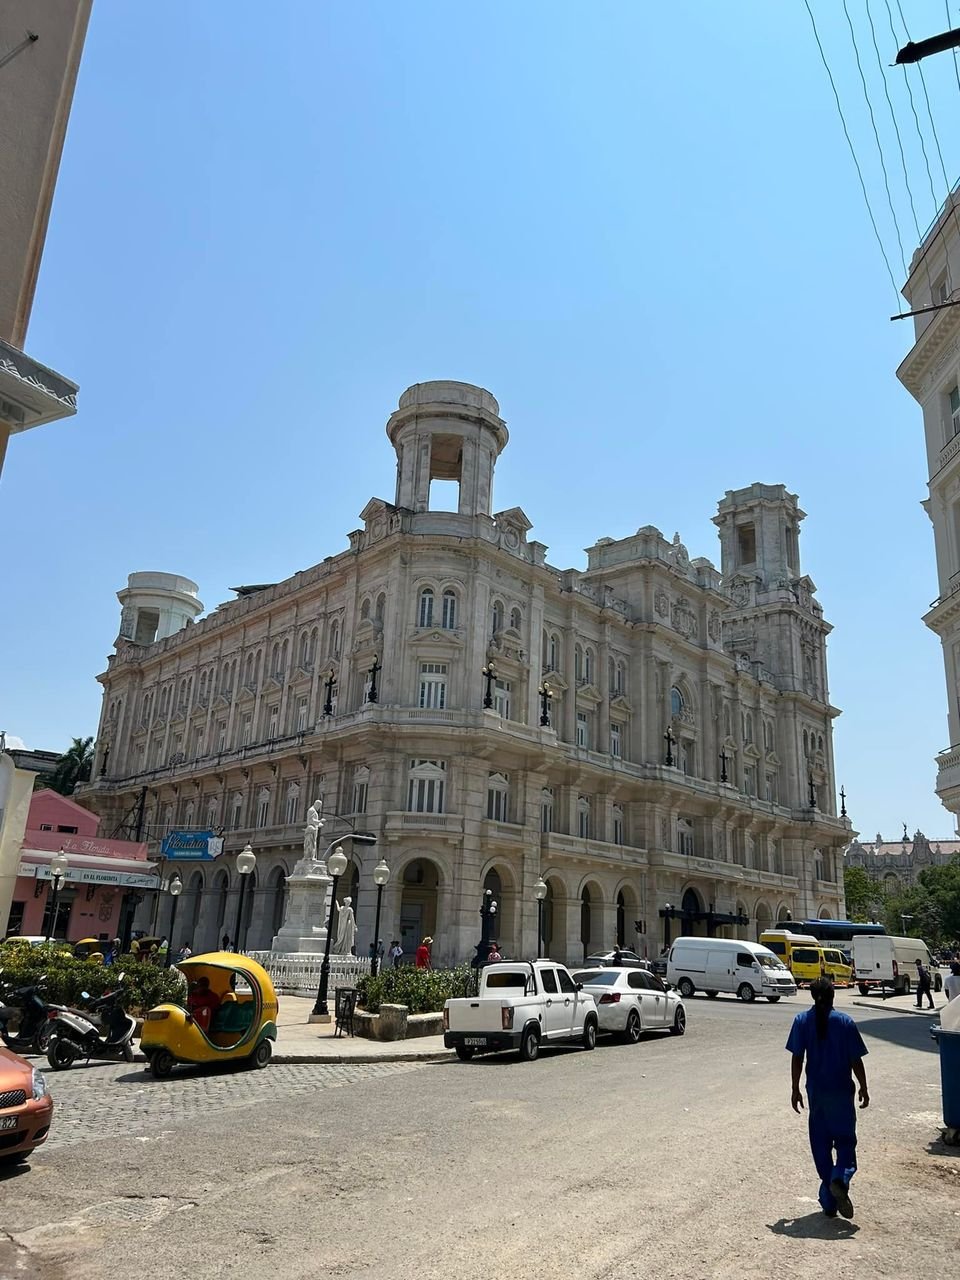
[884,0,941,218]
[802,0,901,301]
[843,0,908,276]
[865,0,923,242]
[898,0,960,286]
[947,0,960,97]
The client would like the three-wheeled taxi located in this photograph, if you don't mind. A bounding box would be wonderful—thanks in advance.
[140,952,278,1079]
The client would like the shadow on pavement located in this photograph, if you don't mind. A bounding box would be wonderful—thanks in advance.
[768,1211,860,1239]
[856,1015,938,1055]
[0,1158,32,1182]
[926,1138,960,1159]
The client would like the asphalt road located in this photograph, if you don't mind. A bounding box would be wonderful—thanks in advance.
[1,990,957,1280]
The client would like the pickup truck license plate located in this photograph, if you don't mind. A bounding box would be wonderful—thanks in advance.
[0,1115,18,1131]
[463,1037,487,1047]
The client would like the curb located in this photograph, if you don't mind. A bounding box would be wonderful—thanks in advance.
[852,1000,941,1017]
[272,1050,452,1065]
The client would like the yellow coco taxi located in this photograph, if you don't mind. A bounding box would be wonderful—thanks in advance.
[140,952,278,1079]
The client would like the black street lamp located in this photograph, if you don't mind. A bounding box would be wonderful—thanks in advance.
[233,844,256,951]
[371,858,391,976]
[165,872,183,967]
[662,902,674,949]
[472,888,498,968]
[719,748,729,784]
[482,662,497,709]
[366,655,381,705]
[840,785,847,818]
[808,775,817,809]
[538,682,553,727]
[534,877,548,958]
[323,669,337,717]
[664,726,676,767]
[313,832,378,1017]
[45,850,69,942]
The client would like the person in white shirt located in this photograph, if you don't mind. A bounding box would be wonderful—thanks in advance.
[944,962,960,1003]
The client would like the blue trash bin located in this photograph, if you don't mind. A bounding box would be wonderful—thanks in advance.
[931,1026,960,1130]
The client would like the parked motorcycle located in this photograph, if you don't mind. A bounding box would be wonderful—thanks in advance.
[0,975,56,1054]
[46,980,137,1070]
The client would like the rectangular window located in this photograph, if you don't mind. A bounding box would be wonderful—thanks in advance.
[285,788,300,825]
[39,823,53,831]
[576,712,589,749]
[352,778,368,814]
[541,799,553,833]
[610,723,622,758]
[408,760,446,813]
[744,763,756,797]
[240,713,252,746]
[678,823,694,856]
[936,271,950,305]
[296,697,309,733]
[192,727,204,759]
[578,806,590,839]
[267,704,280,739]
[419,663,447,710]
[494,679,511,719]
[612,812,624,846]
[950,385,960,440]
[216,721,227,753]
[736,523,756,566]
[256,793,270,828]
[487,785,509,822]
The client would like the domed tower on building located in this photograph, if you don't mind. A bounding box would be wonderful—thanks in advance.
[386,380,508,515]
[116,572,203,647]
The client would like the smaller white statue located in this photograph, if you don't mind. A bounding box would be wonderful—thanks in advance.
[334,896,357,954]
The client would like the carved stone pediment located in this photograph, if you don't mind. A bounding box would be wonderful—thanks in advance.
[541,672,568,694]
[610,693,633,714]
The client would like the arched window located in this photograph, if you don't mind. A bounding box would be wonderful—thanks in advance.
[183,799,195,829]
[817,734,824,753]
[549,633,560,672]
[745,713,754,744]
[442,589,457,629]
[360,597,371,621]
[509,606,522,632]
[205,795,219,830]
[375,593,386,623]
[585,648,595,685]
[271,642,280,676]
[309,629,318,663]
[230,792,244,830]
[575,644,583,681]
[280,639,289,673]
[298,632,310,668]
[803,730,809,757]
[670,687,684,718]
[330,619,341,656]
[418,588,434,628]
[492,599,504,635]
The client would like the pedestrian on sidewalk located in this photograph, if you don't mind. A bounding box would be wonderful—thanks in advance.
[487,943,502,963]
[944,961,960,1003]
[415,937,432,969]
[786,978,869,1220]
[915,958,935,1009]
[389,940,403,969]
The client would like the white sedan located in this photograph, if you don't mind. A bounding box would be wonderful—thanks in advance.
[571,968,686,1042]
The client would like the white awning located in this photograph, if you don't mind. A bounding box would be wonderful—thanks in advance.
[19,850,158,890]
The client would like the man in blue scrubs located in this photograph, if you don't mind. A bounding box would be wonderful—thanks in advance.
[786,978,870,1218]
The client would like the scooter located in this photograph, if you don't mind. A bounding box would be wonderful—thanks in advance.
[46,980,137,1070]
[0,975,56,1054]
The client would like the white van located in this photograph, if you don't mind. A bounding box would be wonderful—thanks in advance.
[667,937,797,1003]
[852,935,942,996]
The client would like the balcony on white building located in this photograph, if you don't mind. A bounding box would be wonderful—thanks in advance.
[0,336,78,436]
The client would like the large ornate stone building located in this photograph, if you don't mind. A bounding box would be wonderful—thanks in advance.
[77,381,849,964]
[845,829,960,894]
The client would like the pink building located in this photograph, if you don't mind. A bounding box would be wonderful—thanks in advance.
[7,791,156,945]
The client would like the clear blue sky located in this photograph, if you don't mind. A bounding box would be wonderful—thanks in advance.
[3,1,958,841]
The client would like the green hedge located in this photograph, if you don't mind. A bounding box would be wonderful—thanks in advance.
[355,964,475,1014]
[0,940,186,1014]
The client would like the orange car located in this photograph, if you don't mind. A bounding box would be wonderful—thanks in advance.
[0,1046,53,1164]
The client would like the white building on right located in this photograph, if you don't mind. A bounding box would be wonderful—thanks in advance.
[899,179,960,820]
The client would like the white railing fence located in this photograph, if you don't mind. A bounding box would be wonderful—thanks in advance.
[246,952,370,995]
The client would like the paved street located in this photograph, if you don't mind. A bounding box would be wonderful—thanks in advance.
[1,990,957,1279]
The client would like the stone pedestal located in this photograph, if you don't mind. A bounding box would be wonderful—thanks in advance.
[270,865,333,954]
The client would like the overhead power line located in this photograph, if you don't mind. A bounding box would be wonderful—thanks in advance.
[864,0,924,245]
[802,0,901,301]
[842,0,908,277]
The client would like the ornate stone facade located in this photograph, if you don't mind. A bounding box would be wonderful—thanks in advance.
[76,381,849,965]
[845,829,960,893]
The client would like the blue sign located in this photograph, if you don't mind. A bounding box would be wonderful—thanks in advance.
[160,830,221,860]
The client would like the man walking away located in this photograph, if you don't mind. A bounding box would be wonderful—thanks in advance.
[915,958,935,1010]
[945,961,960,1003]
[786,978,869,1219]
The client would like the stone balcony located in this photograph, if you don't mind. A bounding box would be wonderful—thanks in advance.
[383,811,464,844]
[0,337,78,434]
[935,744,960,810]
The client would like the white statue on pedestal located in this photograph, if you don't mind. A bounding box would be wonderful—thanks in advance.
[292,799,324,877]
[334,896,357,955]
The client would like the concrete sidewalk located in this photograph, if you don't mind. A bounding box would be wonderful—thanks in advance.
[272,994,452,1063]
[851,989,947,1017]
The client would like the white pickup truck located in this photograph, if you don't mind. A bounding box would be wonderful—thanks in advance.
[443,960,599,1061]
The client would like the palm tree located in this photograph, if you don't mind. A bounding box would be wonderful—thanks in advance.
[44,736,95,795]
